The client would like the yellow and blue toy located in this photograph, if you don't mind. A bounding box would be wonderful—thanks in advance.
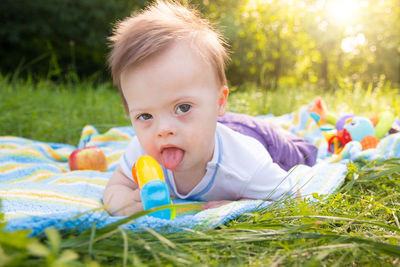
[132,155,175,220]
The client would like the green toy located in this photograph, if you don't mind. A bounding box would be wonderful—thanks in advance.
[375,111,395,139]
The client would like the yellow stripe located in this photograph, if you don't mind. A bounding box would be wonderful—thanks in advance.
[106,152,124,166]
[33,173,54,182]
[107,152,124,160]
[43,146,66,161]
[106,158,120,167]
[0,164,27,173]
[106,130,132,139]
[0,190,100,207]
[0,143,19,149]
[53,178,107,186]
[91,135,131,142]
[11,150,43,158]
[7,170,56,184]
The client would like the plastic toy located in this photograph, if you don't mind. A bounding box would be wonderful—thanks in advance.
[306,96,398,155]
[343,117,375,142]
[375,111,395,139]
[308,97,326,126]
[328,129,352,154]
[308,96,337,127]
[361,135,380,150]
[132,155,175,219]
[336,113,354,131]
[369,114,379,126]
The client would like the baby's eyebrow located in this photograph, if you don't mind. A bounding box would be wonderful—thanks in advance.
[173,96,196,103]
[128,107,143,114]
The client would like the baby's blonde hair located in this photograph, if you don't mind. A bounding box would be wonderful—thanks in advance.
[108,0,229,113]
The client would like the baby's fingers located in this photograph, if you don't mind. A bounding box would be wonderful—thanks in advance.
[132,188,142,202]
[201,200,232,210]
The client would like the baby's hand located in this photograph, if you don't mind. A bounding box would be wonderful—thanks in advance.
[105,187,144,216]
[117,188,144,216]
[201,200,232,210]
[132,188,141,202]
[103,165,144,216]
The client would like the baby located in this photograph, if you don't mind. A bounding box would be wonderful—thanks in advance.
[103,1,317,216]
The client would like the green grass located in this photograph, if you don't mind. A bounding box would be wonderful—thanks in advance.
[0,74,129,145]
[1,75,400,266]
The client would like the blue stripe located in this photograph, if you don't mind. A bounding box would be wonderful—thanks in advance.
[189,131,222,200]
[0,165,64,182]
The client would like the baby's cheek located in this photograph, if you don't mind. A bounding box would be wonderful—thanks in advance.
[138,136,158,157]
[189,132,204,146]
[191,131,213,154]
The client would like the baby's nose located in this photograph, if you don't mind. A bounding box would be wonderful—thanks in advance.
[156,121,176,138]
[157,128,175,138]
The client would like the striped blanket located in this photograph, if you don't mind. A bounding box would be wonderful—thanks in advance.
[1,109,399,235]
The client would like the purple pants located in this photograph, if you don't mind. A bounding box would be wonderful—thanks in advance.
[218,112,317,171]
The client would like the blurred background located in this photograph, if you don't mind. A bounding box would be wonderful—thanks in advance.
[1,0,399,91]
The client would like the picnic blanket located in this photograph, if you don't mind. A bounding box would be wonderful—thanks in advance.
[2,108,400,235]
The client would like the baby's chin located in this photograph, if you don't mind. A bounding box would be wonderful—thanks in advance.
[173,155,211,174]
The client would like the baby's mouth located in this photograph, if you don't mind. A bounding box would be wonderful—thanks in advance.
[161,147,185,170]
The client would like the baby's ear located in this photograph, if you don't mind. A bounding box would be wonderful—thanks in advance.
[218,85,229,117]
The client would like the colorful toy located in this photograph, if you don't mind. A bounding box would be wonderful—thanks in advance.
[308,96,326,126]
[328,129,352,154]
[306,96,398,155]
[335,113,354,131]
[369,114,379,127]
[375,111,395,139]
[308,96,337,126]
[344,117,375,142]
[361,135,380,150]
[132,155,175,219]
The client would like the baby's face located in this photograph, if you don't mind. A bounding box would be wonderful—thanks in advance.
[120,41,228,173]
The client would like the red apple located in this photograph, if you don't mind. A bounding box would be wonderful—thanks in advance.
[68,146,107,172]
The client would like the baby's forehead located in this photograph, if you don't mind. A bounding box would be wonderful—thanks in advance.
[122,40,217,83]
[135,39,212,70]
[121,40,220,99]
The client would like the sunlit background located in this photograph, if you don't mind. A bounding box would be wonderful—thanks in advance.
[0,0,399,90]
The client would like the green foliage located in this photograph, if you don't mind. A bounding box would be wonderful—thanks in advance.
[201,0,400,89]
[0,0,149,79]
[1,0,398,89]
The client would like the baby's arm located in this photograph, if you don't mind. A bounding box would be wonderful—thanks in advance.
[103,166,143,216]
[201,198,255,210]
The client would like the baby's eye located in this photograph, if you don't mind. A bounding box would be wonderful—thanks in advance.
[137,113,153,121]
[176,104,191,115]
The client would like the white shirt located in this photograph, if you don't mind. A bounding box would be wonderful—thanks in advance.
[120,123,293,201]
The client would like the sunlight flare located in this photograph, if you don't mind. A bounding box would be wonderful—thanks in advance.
[326,0,359,23]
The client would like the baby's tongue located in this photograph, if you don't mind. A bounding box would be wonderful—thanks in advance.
[161,147,184,170]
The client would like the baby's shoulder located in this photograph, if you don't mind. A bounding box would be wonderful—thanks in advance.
[216,123,272,177]
[217,123,269,156]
